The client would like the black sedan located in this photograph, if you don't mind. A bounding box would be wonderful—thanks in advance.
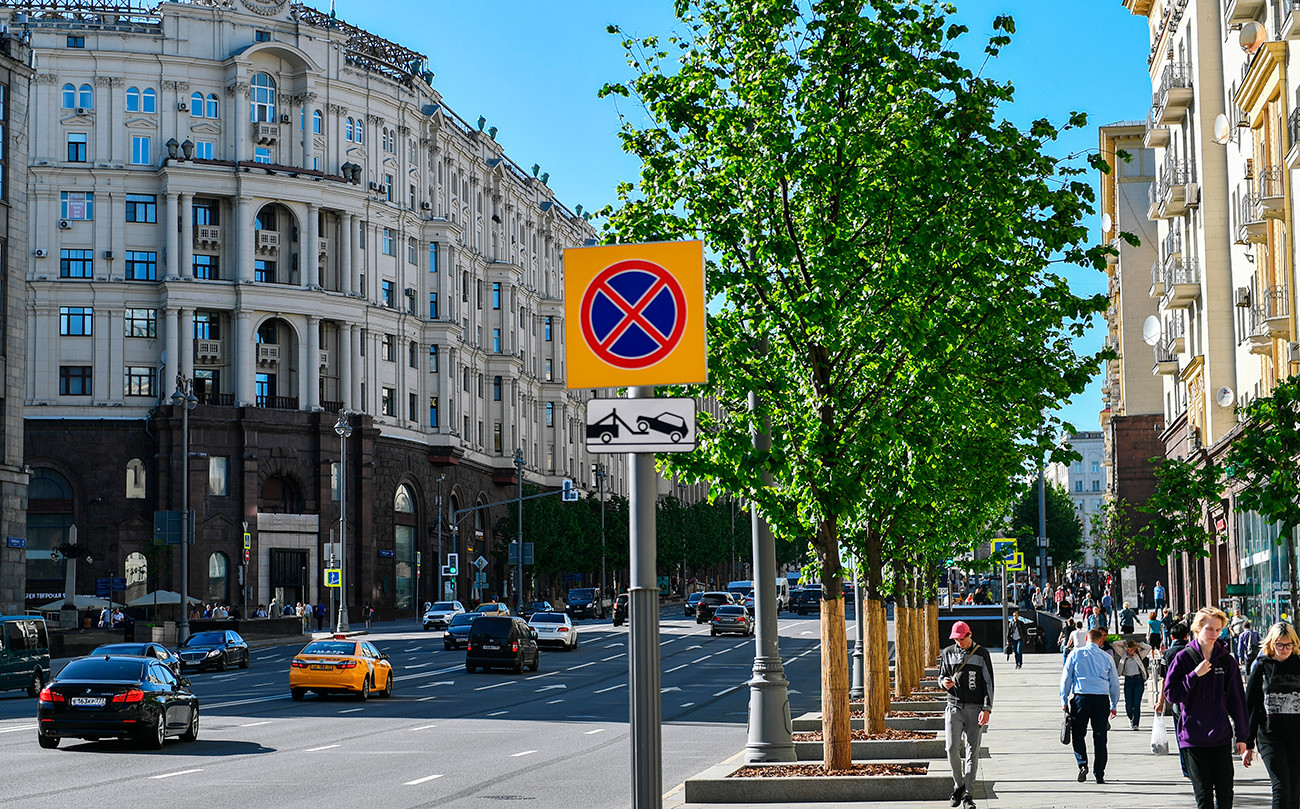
[519,600,555,620]
[37,655,199,749]
[684,592,703,617]
[91,642,181,677]
[694,592,735,624]
[444,612,476,650]
[178,630,249,672]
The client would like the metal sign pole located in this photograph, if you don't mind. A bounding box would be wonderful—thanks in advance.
[628,385,662,808]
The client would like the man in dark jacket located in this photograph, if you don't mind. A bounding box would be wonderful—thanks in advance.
[939,620,994,809]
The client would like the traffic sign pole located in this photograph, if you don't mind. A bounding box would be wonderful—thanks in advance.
[628,386,662,809]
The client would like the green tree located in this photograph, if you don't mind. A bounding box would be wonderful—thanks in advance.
[1092,497,1140,570]
[1139,455,1223,563]
[1224,376,1300,614]
[1008,481,1085,568]
[601,0,1106,763]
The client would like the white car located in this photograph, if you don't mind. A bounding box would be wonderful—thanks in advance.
[422,600,466,631]
[527,612,578,650]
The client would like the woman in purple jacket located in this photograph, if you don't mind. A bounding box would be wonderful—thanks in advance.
[1165,606,1249,809]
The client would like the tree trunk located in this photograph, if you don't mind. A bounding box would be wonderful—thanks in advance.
[910,567,924,690]
[820,595,852,769]
[864,533,890,733]
[925,568,940,668]
[893,568,909,700]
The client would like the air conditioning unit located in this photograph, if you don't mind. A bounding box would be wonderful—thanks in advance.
[1246,158,1255,179]
[1289,342,1300,363]
[58,219,71,229]
[33,249,47,258]
[177,101,188,112]
[368,182,379,191]
[103,250,114,260]
[75,107,89,115]
[1235,287,1252,307]
[420,202,432,210]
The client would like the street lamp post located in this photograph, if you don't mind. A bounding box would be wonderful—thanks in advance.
[171,376,197,645]
[334,411,352,632]
[514,449,525,614]
[596,462,607,611]
[436,475,445,602]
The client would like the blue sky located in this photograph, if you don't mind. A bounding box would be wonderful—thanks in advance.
[333,0,1153,434]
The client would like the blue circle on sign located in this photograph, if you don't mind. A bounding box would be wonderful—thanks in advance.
[581,260,687,369]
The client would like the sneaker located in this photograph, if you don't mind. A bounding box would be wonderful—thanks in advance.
[1095,775,1106,785]
[1077,765,1088,782]
[950,786,965,807]
[962,796,977,809]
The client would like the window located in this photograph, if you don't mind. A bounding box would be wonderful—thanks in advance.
[546,402,554,427]
[190,92,203,117]
[254,259,275,283]
[429,242,438,273]
[205,94,219,119]
[254,29,270,42]
[408,341,418,368]
[59,366,92,396]
[462,367,469,392]
[405,287,416,314]
[492,328,501,353]
[429,292,438,319]
[429,398,439,429]
[67,35,84,48]
[192,199,219,226]
[408,392,418,421]
[193,311,218,339]
[492,282,502,310]
[66,133,86,162]
[1091,480,1101,491]
[142,88,156,113]
[254,147,271,164]
[382,228,394,255]
[208,457,228,496]
[78,84,93,109]
[124,251,157,281]
[408,237,418,264]
[126,87,141,112]
[381,280,395,308]
[381,334,395,361]
[60,191,93,220]
[62,84,75,109]
[192,254,219,279]
[545,359,552,381]
[355,122,364,145]
[493,376,502,401]
[59,249,92,279]
[1091,461,1100,474]
[477,374,484,398]
[125,459,146,499]
[429,345,439,373]
[1074,480,1083,493]
[494,423,503,454]
[312,109,322,134]
[194,141,213,160]
[125,194,157,223]
[544,316,553,341]
[345,117,354,141]
[381,387,395,416]
[60,306,93,335]
[131,136,150,165]
[124,308,156,337]
[125,366,155,397]
[250,72,276,122]
[384,174,393,202]
[1072,461,1082,473]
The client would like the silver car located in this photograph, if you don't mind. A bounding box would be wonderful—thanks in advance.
[422,601,466,631]
[527,612,578,650]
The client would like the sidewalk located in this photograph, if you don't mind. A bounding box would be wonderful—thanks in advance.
[668,650,1274,809]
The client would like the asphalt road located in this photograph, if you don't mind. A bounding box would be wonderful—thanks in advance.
[0,605,829,808]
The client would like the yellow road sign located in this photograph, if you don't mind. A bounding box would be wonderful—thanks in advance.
[325,568,341,588]
[1007,552,1026,572]
[564,240,706,388]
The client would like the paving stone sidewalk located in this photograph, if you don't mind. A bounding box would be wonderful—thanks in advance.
[667,649,1275,809]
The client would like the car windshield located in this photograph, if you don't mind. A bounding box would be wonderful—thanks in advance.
[450,613,477,627]
[431,602,459,611]
[300,641,356,656]
[688,593,702,602]
[59,658,146,681]
[701,595,729,605]
[568,588,594,600]
[92,644,148,655]
[470,617,513,641]
[717,606,746,616]
[530,613,565,623]
[476,604,502,613]
[183,631,225,647]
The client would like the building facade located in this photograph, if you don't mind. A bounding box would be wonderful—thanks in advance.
[6,0,622,617]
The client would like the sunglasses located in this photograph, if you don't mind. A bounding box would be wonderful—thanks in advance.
[1275,642,1295,651]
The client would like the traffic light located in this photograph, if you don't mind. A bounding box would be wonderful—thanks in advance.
[562,478,578,502]
[447,553,459,575]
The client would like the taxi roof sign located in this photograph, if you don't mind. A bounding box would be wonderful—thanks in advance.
[564,240,706,388]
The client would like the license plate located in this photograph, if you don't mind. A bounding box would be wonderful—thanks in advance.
[483,644,500,650]
[70,697,105,708]
[311,664,332,671]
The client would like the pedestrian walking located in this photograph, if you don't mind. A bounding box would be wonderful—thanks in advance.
[1005,609,1026,669]
[1154,580,1167,610]
[1236,621,1261,677]
[364,604,373,630]
[1054,586,1065,614]
[1148,611,1164,650]
[1087,606,1109,633]
[1060,628,1121,784]
[1102,591,1115,627]
[1242,621,1300,809]
[1120,602,1138,634]
[314,601,326,631]
[1139,583,1147,611]
[1116,639,1152,730]
[938,620,994,809]
[1164,607,1249,809]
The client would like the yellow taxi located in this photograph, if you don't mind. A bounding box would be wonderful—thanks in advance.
[288,637,395,701]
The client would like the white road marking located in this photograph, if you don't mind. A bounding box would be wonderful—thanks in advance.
[665,664,688,673]
[252,681,275,687]
[409,724,439,731]
[680,702,695,708]
[404,774,444,786]
[205,694,291,710]
[690,656,711,664]
[405,662,431,669]
[257,655,282,662]
[713,686,740,697]
[510,749,538,757]
[419,681,454,689]
[603,642,625,648]
[474,680,517,692]
[566,662,595,671]
[306,744,341,752]
[338,708,363,714]
[0,725,35,734]
[395,666,462,682]
[788,689,802,694]
[150,769,203,779]
[801,630,813,635]
[601,654,625,662]
[404,647,421,652]
[659,638,676,645]
[585,728,606,735]
[417,696,437,702]
[686,645,703,651]
[547,699,565,704]
[525,671,557,680]
[595,683,626,694]
[238,721,272,728]
[487,710,509,716]
[536,684,567,692]
[661,686,681,693]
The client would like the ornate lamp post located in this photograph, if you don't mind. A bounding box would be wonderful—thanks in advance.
[170,376,198,644]
[334,411,352,632]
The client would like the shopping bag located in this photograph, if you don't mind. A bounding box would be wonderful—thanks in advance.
[1150,715,1169,756]
[1060,714,1072,745]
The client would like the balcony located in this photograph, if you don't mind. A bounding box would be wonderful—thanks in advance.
[255,395,299,410]
[197,392,234,407]
[1105,237,1120,268]
[1258,285,1291,337]
[1285,0,1300,39]
[253,123,280,145]
[1153,339,1180,375]
[1149,258,1166,298]
[1239,192,1268,244]
[256,231,279,252]
[1257,167,1285,220]
[1167,317,1186,354]
[1143,106,1170,149]
[195,225,221,247]
[194,339,222,364]
[1225,0,1266,25]
[1155,63,1193,124]
[1149,158,1197,220]
[1289,109,1300,168]
[256,344,280,365]
[1162,229,1183,262]
[1160,257,1200,310]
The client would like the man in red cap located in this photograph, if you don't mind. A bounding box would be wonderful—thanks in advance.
[938,620,994,809]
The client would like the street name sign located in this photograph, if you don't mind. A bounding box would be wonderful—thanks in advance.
[563,240,706,388]
[586,397,696,454]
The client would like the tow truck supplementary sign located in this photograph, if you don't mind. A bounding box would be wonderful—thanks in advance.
[564,241,706,388]
[585,398,697,454]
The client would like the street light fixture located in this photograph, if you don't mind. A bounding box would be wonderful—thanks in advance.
[334,411,353,632]
[170,375,198,645]
[595,462,608,610]
[513,448,524,614]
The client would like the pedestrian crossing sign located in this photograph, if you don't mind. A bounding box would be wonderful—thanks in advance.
[325,568,341,588]
[1006,552,1026,572]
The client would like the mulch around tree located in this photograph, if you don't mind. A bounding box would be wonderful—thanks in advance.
[730,763,928,778]
[852,709,941,718]
[793,728,935,741]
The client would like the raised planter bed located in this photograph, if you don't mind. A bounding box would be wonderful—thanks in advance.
[891,699,946,712]
[792,710,943,733]
[683,760,950,803]
[793,737,944,760]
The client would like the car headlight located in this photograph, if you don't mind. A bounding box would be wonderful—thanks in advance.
[206,649,221,658]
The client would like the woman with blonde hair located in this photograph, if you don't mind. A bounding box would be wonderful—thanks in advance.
[1165,606,1249,809]
[1243,621,1300,809]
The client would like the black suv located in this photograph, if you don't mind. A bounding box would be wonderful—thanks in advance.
[465,617,540,674]
[565,588,605,620]
[791,587,822,616]
[612,593,629,626]
[694,592,735,624]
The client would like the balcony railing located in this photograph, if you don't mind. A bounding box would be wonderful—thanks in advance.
[1156,63,1194,124]
[197,392,235,407]
[256,344,280,364]
[253,123,280,145]
[1261,285,1290,331]
[1161,257,1200,309]
[195,225,220,246]
[256,231,280,252]
[255,395,299,410]
[1258,167,1285,219]
[1239,191,1268,244]
[1162,229,1182,262]
[194,339,222,364]
[1154,337,1180,374]
[1144,106,1170,148]
[1150,257,1166,298]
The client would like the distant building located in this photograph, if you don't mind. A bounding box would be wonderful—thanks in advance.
[1063,432,1105,568]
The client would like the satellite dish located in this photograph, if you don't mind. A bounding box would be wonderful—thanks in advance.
[1217,386,1237,408]
[1101,213,1113,234]
[1142,315,1162,347]
[1240,21,1266,54]
[1213,113,1232,145]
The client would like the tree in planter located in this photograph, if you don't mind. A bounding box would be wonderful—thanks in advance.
[1008,481,1086,570]
[1224,376,1300,617]
[1138,455,1224,600]
[1092,497,1140,571]
[600,0,1106,767]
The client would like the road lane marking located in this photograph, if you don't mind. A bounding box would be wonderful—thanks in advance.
[690,656,711,664]
[509,750,537,757]
[713,686,740,697]
[205,694,292,709]
[594,683,626,694]
[601,654,624,661]
[418,681,455,689]
[404,774,444,785]
[680,702,695,707]
[417,696,437,702]
[395,666,462,682]
[585,728,606,735]
[536,684,567,692]
[306,744,341,751]
[547,699,565,704]
[150,769,203,779]
[405,662,431,669]
[338,708,363,714]
[526,671,557,680]
[659,638,676,645]
[565,662,595,671]
[603,642,624,648]
[409,724,439,731]
[487,710,509,717]
[238,721,272,728]
[0,725,35,734]
[404,647,421,652]
[661,686,681,693]
[474,680,517,691]
[665,664,688,673]
[252,681,275,687]
[686,645,702,650]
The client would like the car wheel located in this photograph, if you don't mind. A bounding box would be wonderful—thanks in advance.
[696,616,704,624]
[381,670,394,698]
[37,733,59,749]
[239,653,249,670]
[356,677,370,701]
[514,656,525,675]
[571,637,579,651]
[27,670,43,698]
[180,706,199,742]
[465,663,476,674]
[529,654,540,672]
[143,713,166,750]
[291,688,306,701]
[711,629,717,636]
[218,655,228,672]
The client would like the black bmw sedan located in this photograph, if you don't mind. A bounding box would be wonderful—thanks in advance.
[37,655,199,749]
[91,642,181,677]
[178,630,249,672]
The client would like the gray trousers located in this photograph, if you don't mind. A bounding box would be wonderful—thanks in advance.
[945,702,984,793]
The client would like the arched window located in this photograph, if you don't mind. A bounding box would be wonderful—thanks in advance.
[190,92,203,117]
[125,552,148,600]
[394,484,415,514]
[255,205,277,231]
[142,87,156,113]
[205,93,219,119]
[393,484,417,609]
[345,117,353,142]
[249,72,276,123]
[355,121,364,145]
[125,459,146,499]
[207,552,229,603]
[62,84,75,109]
[126,87,140,112]
[78,84,93,109]
[260,475,301,513]
[312,109,322,134]
[255,320,278,344]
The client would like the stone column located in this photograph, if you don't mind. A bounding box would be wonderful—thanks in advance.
[234,310,253,405]
[235,197,254,283]
[304,203,319,289]
[339,322,353,410]
[350,216,363,297]
[164,308,180,394]
[179,193,193,280]
[165,192,180,280]
[304,315,320,410]
[339,212,352,294]
[351,326,363,412]
[181,309,195,383]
